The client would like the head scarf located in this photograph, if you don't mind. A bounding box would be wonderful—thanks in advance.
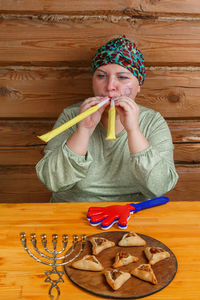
[91,35,146,85]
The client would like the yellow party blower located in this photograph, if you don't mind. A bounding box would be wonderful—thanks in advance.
[38,97,110,143]
[105,99,116,140]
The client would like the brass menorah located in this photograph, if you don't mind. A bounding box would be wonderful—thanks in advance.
[20,232,86,300]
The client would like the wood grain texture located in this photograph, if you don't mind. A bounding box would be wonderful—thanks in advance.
[1,145,199,166]
[1,17,200,67]
[0,202,199,300]
[138,68,200,118]
[1,141,200,166]
[0,119,200,165]
[174,144,200,163]
[0,67,92,118]
[0,146,44,166]
[0,0,200,16]
[168,120,200,143]
[1,119,200,146]
[0,119,55,146]
[0,2,200,204]
[167,165,200,201]
[0,166,51,202]
[1,67,200,118]
[0,165,199,203]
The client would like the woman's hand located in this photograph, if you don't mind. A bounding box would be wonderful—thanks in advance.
[115,96,140,133]
[115,96,149,154]
[78,96,109,136]
[66,96,109,155]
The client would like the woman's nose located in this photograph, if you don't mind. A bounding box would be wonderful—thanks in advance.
[106,77,116,91]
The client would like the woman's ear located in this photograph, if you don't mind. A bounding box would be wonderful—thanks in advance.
[137,85,141,93]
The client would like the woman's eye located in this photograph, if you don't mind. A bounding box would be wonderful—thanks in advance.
[96,74,105,78]
[118,76,129,80]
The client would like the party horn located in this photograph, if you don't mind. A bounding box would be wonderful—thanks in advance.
[38,97,110,143]
[105,99,116,140]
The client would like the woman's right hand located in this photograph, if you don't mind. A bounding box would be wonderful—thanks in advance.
[66,96,109,155]
[78,96,109,136]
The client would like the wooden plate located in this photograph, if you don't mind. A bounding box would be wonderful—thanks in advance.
[64,231,177,299]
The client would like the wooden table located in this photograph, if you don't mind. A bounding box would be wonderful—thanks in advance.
[0,201,200,300]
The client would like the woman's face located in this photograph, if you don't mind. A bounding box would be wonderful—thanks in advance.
[92,64,140,100]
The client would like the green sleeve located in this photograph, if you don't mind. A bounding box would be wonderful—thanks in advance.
[35,105,93,192]
[129,111,178,198]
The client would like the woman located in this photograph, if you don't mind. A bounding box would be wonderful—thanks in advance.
[36,35,178,202]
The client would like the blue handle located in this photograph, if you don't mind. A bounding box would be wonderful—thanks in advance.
[130,196,169,212]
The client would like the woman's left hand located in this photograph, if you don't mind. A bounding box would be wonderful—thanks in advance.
[115,96,140,133]
[115,96,149,154]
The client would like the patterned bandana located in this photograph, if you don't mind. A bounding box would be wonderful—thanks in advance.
[91,35,146,85]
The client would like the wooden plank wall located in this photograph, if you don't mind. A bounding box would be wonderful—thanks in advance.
[0,0,200,202]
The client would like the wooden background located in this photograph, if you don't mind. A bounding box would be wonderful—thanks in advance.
[0,0,200,202]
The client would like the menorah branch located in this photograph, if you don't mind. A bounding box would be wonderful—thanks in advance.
[20,232,86,299]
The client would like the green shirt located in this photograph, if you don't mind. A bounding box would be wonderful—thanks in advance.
[36,103,178,202]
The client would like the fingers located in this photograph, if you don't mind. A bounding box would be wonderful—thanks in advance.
[115,96,140,131]
[115,96,138,112]
[80,97,101,113]
[118,213,130,228]
[115,97,138,118]
[88,213,106,224]
[87,207,105,224]
[101,215,119,229]
[87,204,134,230]
[78,96,110,130]
[117,205,134,228]
[98,101,110,114]
[80,96,109,113]
[87,207,104,217]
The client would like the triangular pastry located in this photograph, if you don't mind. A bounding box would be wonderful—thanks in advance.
[71,255,103,271]
[104,269,131,290]
[118,232,146,247]
[131,264,158,284]
[89,236,115,255]
[113,250,139,268]
[144,246,170,265]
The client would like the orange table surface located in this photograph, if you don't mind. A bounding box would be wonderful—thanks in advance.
[0,201,199,300]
